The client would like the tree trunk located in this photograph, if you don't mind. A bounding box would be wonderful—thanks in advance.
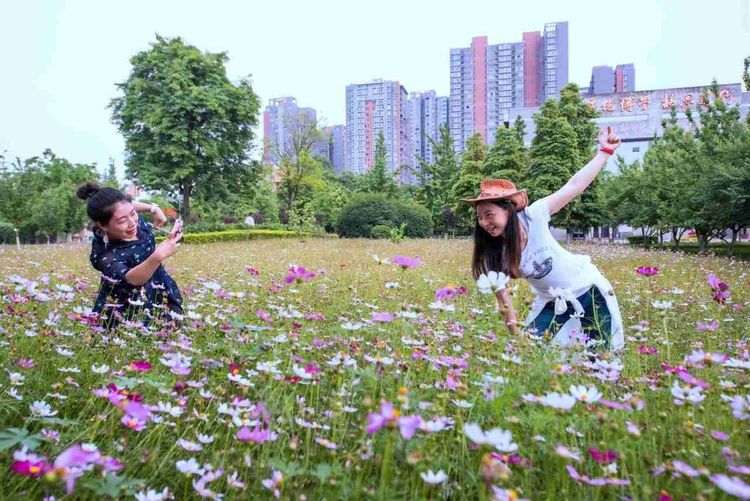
[728,226,738,258]
[565,228,571,245]
[697,231,708,253]
[609,227,614,244]
[182,182,192,224]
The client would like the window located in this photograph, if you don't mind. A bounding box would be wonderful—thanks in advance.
[633,147,640,152]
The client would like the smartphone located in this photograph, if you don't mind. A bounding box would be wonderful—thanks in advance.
[170,219,184,243]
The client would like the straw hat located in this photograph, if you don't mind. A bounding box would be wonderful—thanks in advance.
[459,179,528,210]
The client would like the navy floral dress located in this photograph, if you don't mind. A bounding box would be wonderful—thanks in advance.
[90,216,183,327]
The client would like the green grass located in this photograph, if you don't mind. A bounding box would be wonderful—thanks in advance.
[0,240,747,500]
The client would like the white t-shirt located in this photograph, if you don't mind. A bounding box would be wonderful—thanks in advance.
[518,199,592,296]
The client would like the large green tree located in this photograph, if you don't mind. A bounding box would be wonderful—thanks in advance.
[359,131,398,198]
[109,35,261,223]
[526,83,602,239]
[409,124,460,234]
[0,150,97,241]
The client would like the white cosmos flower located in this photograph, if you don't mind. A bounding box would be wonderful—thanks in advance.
[539,392,577,411]
[477,271,509,295]
[176,458,205,475]
[463,423,518,452]
[341,321,363,331]
[569,385,603,403]
[29,400,57,417]
[420,469,448,485]
[91,364,110,374]
[652,300,673,310]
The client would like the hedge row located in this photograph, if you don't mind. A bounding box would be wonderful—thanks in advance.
[155,229,338,245]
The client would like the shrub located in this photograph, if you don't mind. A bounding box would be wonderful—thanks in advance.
[337,194,399,238]
[155,229,337,245]
[370,225,393,239]
[0,222,15,244]
[393,201,433,238]
[627,235,657,246]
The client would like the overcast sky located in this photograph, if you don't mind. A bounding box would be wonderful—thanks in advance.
[1,0,748,180]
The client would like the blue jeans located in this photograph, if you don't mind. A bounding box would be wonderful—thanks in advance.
[528,286,612,348]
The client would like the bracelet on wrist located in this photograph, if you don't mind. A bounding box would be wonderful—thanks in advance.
[149,204,160,214]
[600,147,615,155]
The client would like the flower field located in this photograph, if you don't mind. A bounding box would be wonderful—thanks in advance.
[0,239,748,500]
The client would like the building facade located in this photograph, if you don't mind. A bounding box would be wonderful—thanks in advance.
[263,97,324,165]
[510,82,749,173]
[588,63,636,95]
[322,125,347,175]
[449,21,568,153]
[345,80,410,178]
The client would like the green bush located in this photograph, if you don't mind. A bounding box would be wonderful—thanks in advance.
[337,194,399,238]
[626,235,657,246]
[156,229,338,245]
[0,222,15,244]
[393,201,433,238]
[370,225,393,239]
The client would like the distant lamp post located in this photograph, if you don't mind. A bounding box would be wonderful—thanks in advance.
[13,228,20,251]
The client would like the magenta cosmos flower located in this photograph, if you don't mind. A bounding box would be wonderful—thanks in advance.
[636,266,659,276]
[708,273,731,305]
[393,255,421,269]
[285,265,316,284]
[130,360,152,372]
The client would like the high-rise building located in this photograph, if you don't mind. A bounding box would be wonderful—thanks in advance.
[323,125,347,175]
[588,63,636,95]
[263,97,324,165]
[345,79,410,178]
[590,65,615,95]
[449,21,568,153]
[407,90,445,167]
[615,63,635,93]
[437,96,449,131]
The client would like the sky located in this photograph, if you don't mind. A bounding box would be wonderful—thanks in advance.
[1,0,749,180]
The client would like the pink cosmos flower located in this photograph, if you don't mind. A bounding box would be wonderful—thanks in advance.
[393,255,421,269]
[636,266,659,276]
[708,273,731,305]
[366,401,422,439]
[434,285,467,301]
[245,266,260,275]
[11,459,49,477]
[121,415,146,431]
[16,358,35,369]
[237,424,271,443]
[711,474,750,498]
[696,321,719,332]
[130,361,152,372]
[566,465,629,486]
[588,447,619,464]
[262,470,284,499]
[285,265,316,284]
[257,310,273,323]
[372,312,394,323]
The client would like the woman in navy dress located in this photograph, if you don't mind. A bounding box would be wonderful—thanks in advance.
[77,181,183,328]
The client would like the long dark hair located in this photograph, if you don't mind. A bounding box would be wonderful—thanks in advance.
[471,200,523,280]
[76,181,129,225]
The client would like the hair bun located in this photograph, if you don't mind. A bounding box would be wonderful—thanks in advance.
[76,181,102,201]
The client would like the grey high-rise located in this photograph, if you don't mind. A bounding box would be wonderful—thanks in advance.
[449,21,569,153]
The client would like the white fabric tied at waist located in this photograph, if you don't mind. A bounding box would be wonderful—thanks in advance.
[524,262,625,351]
[546,287,585,316]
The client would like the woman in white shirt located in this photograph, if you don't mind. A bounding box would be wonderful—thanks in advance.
[460,127,624,351]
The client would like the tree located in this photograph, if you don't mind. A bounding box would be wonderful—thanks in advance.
[483,124,529,182]
[102,158,119,188]
[526,99,580,231]
[409,124,460,234]
[0,150,97,241]
[359,131,398,198]
[689,82,750,255]
[109,35,261,224]
[450,133,489,230]
[526,83,604,240]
